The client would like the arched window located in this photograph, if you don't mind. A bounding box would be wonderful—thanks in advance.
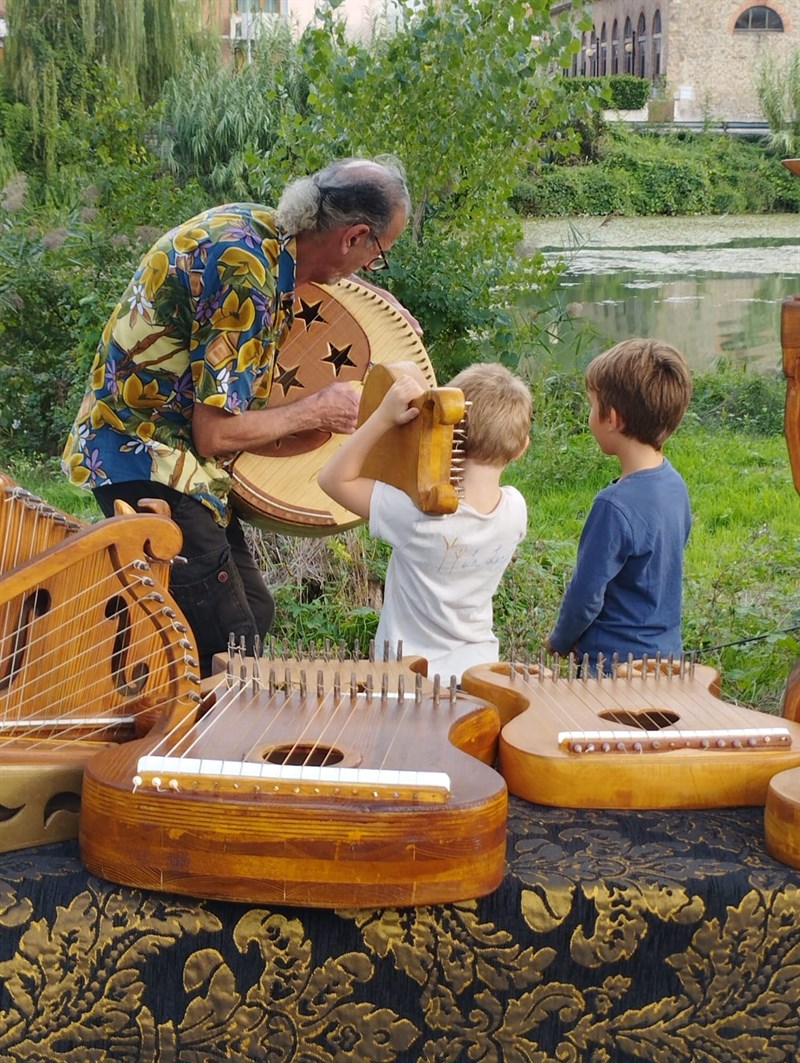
[652,10,662,78]
[611,20,620,74]
[637,13,647,78]
[734,6,784,31]
[600,23,608,76]
[623,16,634,74]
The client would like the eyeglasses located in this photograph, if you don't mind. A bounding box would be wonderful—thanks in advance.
[365,233,390,272]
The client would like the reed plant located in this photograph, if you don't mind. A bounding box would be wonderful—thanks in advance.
[8,365,798,715]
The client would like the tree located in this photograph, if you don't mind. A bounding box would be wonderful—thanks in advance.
[257,0,592,370]
[3,0,206,179]
[757,47,800,158]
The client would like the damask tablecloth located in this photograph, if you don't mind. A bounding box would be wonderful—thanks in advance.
[0,798,797,1062]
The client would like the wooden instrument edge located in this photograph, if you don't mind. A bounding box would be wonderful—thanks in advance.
[764,767,800,869]
[461,661,800,810]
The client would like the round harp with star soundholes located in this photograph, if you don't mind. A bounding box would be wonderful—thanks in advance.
[229,277,436,535]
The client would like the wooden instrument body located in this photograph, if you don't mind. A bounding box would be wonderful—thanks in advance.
[764,767,800,868]
[357,362,466,514]
[461,662,800,809]
[0,483,200,851]
[229,278,436,535]
[80,666,507,907]
[781,295,800,494]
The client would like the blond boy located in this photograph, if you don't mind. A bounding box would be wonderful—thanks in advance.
[319,363,531,681]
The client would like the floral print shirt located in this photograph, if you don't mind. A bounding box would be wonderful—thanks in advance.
[62,204,297,523]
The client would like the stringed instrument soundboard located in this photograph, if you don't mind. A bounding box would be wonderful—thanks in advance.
[79,642,508,907]
[0,472,201,851]
[461,656,800,810]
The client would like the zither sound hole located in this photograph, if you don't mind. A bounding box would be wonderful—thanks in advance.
[264,744,344,767]
[598,709,680,731]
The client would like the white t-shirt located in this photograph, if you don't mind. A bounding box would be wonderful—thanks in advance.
[369,482,528,682]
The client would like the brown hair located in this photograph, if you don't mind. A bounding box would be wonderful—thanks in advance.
[447,363,532,465]
[585,338,692,448]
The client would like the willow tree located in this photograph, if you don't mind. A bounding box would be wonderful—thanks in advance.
[4,0,206,178]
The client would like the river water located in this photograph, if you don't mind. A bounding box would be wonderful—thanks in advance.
[520,215,800,370]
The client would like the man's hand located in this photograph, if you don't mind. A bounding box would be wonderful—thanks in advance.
[310,381,361,435]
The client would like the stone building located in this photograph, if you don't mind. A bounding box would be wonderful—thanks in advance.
[555,2,799,123]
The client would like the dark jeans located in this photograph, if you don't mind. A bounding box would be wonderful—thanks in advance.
[94,482,274,678]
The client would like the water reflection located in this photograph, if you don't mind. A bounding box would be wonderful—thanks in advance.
[523,215,800,371]
[557,272,800,370]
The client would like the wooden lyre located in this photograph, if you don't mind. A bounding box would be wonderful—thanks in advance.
[764,289,800,867]
[78,640,507,907]
[356,361,467,514]
[0,472,201,851]
[460,655,800,810]
[229,278,437,535]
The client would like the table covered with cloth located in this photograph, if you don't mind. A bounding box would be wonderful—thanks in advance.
[0,798,797,1062]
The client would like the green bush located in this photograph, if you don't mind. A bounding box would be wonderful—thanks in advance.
[514,164,634,216]
[562,75,649,110]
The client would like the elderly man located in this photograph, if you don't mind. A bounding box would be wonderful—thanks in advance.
[63,156,414,675]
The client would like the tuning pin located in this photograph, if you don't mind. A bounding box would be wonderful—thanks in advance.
[654,652,662,680]
[284,667,293,694]
[381,672,389,700]
[338,639,347,662]
[433,674,441,707]
[253,634,263,660]
[667,652,674,679]
[396,640,403,661]
[611,652,619,679]
[382,639,390,663]
[626,652,634,682]
[449,675,457,703]
[397,674,405,700]
[350,672,358,699]
[316,669,325,698]
[268,667,277,696]
[415,672,423,705]
[581,653,590,681]
[299,669,308,698]
[366,673,374,700]
[353,638,361,661]
[368,638,376,663]
[596,653,605,681]
[641,654,648,682]
[323,639,331,662]
[333,672,341,699]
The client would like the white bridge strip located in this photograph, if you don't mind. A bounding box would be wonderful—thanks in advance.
[137,754,450,791]
[559,726,792,748]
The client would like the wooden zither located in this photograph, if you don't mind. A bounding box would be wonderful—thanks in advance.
[0,472,201,851]
[356,361,467,514]
[764,292,800,868]
[460,655,800,810]
[79,641,508,908]
[229,277,437,535]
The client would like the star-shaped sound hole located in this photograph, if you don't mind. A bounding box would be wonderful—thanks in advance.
[323,343,356,375]
[295,298,327,329]
[274,362,305,396]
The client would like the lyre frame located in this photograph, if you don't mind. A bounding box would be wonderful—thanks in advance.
[356,361,467,515]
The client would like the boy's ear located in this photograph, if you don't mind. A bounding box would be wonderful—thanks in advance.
[514,437,530,460]
[608,406,625,432]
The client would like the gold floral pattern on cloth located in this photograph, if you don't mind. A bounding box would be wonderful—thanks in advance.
[0,801,797,1062]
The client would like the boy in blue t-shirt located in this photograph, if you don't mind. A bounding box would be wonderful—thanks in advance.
[546,338,693,669]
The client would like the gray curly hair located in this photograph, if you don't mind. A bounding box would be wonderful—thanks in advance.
[275,155,411,237]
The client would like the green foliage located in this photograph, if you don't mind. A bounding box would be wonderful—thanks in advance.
[567,75,650,111]
[0,158,207,457]
[155,24,310,200]
[518,125,800,217]
[757,47,800,158]
[241,0,591,368]
[687,362,785,435]
[3,0,207,180]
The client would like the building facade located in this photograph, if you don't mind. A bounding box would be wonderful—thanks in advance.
[560,2,799,123]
